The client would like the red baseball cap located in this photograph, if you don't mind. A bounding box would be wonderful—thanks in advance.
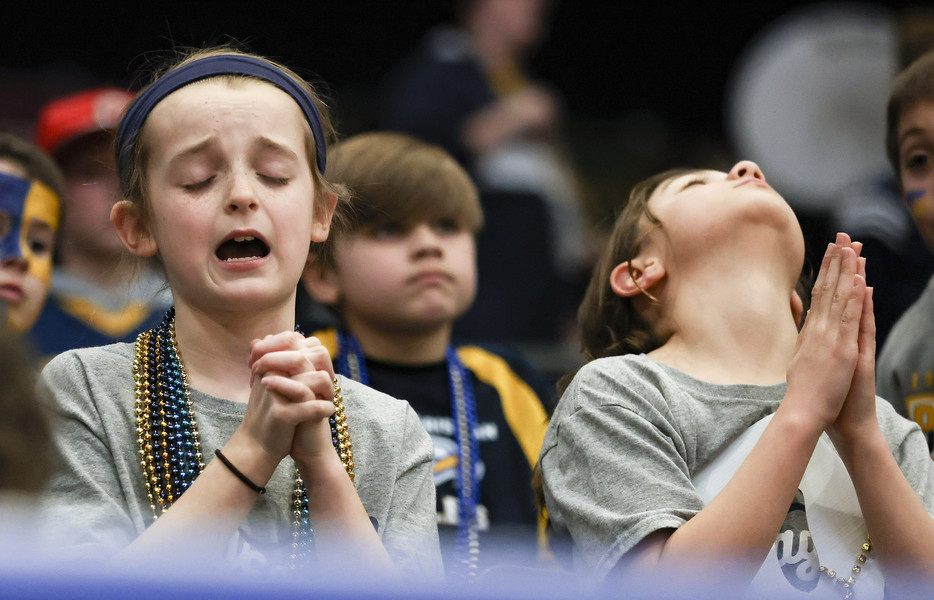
[35,87,134,156]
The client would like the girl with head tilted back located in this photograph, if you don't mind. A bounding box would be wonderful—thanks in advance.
[538,160,934,597]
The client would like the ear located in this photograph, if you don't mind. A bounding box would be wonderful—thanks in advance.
[311,190,338,243]
[301,256,340,305]
[790,289,804,328]
[111,200,158,257]
[609,257,665,299]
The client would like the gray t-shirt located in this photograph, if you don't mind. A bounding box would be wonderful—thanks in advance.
[539,354,934,580]
[38,342,443,579]
[877,273,934,455]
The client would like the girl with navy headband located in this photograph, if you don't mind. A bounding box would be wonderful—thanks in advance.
[38,48,443,580]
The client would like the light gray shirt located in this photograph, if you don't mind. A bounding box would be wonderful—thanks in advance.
[38,342,443,580]
[540,354,934,580]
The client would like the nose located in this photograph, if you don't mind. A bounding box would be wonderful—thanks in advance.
[727,160,765,182]
[409,223,443,259]
[1,255,28,274]
[226,170,258,214]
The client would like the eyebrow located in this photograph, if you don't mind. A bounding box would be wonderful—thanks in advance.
[899,126,929,146]
[255,136,300,161]
[167,137,215,167]
[26,219,54,234]
[659,172,704,193]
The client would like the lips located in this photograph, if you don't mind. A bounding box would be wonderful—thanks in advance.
[0,283,24,303]
[215,233,270,262]
[409,270,452,285]
[736,178,771,190]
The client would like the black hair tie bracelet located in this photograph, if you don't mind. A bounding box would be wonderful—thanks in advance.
[214,448,266,494]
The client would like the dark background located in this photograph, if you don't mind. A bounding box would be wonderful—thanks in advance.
[0,1,922,231]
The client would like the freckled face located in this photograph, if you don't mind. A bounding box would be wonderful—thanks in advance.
[0,171,60,332]
[140,79,328,314]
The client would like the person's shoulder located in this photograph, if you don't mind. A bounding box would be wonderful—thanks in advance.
[879,274,934,363]
[41,342,134,377]
[338,376,431,458]
[455,342,537,380]
[339,376,416,425]
[572,353,657,386]
[557,354,658,409]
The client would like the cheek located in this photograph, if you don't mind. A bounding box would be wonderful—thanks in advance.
[24,252,53,288]
[6,275,48,332]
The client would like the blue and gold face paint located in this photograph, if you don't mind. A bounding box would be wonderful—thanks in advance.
[0,171,61,331]
[905,188,927,219]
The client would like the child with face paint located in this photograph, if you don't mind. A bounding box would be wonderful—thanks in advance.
[37,48,441,580]
[0,133,62,335]
[538,161,934,596]
[877,50,934,456]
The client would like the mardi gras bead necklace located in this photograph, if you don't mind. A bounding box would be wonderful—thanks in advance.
[335,330,480,581]
[133,308,354,564]
[818,535,872,599]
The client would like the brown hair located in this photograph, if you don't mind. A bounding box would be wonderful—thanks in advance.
[118,45,347,260]
[0,132,65,199]
[576,169,694,363]
[317,131,483,270]
[886,49,934,183]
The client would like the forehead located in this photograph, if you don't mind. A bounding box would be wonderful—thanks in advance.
[0,158,28,179]
[144,78,310,154]
[898,99,934,138]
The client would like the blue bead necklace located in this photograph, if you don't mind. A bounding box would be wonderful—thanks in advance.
[133,308,354,566]
[336,330,481,581]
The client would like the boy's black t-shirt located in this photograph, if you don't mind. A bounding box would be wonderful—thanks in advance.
[360,345,554,568]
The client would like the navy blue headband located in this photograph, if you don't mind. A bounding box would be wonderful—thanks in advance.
[116,54,327,178]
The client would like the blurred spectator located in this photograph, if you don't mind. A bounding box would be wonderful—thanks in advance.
[380,0,591,346]
[830,6,934,350]
[0,132,63,338]
[0,327,52,563]
[28,88,171,358]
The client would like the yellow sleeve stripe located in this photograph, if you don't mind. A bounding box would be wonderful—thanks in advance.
[457,346,549,468]
[311,328,339,359]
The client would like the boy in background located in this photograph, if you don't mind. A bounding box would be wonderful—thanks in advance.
[29,88,170,357]
[302,132,553,580]
[877,49,934,455]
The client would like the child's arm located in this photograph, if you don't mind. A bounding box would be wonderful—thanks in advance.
[827,255,934,588]
[115,332,330,564]
[253,334,397,577]
[624,236,866,584]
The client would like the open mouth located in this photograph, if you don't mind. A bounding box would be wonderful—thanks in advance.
[215,235,270,262]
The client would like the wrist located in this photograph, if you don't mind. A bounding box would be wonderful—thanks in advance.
[220,432,281,488]
[773,396,830,441]
[828,421,888,466]
[294,450,351,489]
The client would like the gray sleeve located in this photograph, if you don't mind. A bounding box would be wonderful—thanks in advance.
[540,375,700,580]
[37,352,140,561]
[380,403,444,581]
[875,337,909,418]
[878,399,934,513]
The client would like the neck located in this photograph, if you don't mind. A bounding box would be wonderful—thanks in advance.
[59,249,132,291]
[172,298,296,403]
[648,266,799,386]
[344,318,451,365]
